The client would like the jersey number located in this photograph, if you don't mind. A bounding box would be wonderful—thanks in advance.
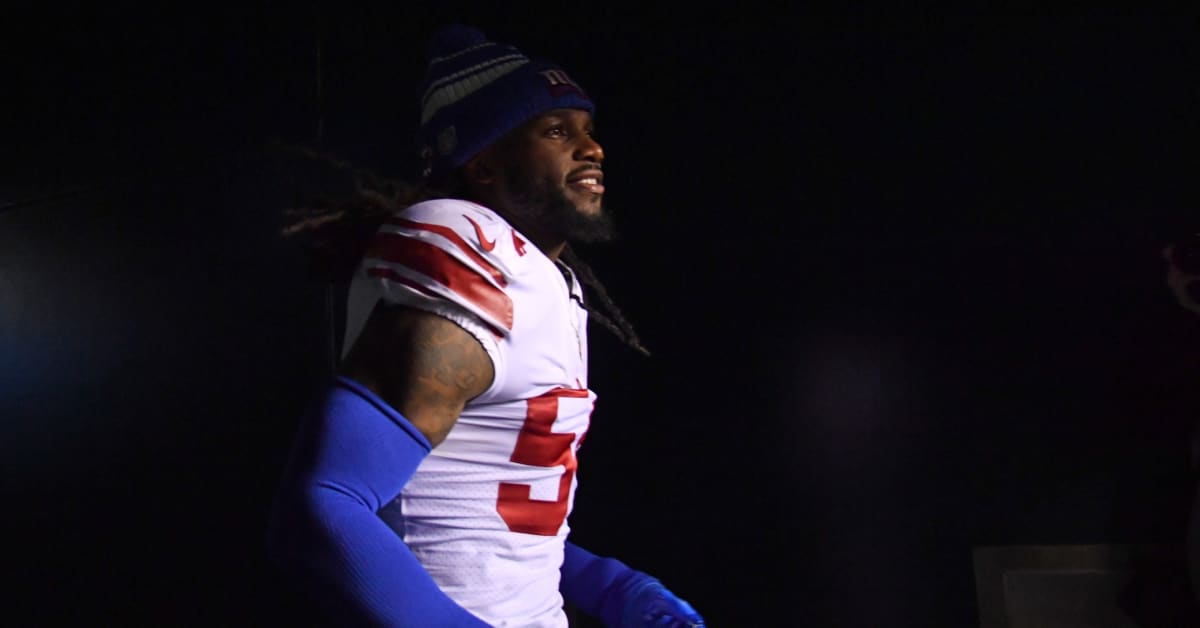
[496,388,589,536]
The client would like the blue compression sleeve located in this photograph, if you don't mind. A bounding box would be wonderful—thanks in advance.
[267,376,488,627]
[561,541,646,624]
[561,542,705,628]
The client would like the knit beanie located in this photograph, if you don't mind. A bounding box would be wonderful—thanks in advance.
[416,25,594,178]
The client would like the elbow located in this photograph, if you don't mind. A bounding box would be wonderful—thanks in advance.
[265,482,365,573]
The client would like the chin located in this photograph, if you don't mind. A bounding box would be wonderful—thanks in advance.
[574,194,605,214]
[566,204,615,244]
[576,203,603,218]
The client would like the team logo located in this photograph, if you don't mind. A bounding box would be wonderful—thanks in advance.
[539,69,586,98]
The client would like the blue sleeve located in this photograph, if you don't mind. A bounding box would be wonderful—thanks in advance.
[562,542,706,628]
[267,376,489,627]
[560,541,650,626]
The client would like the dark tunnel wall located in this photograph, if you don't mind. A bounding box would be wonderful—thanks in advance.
[3,6,1198,627]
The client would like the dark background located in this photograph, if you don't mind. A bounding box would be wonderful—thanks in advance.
[3,4,1198,627]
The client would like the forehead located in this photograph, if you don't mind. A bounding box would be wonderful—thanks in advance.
[522,108,595,128]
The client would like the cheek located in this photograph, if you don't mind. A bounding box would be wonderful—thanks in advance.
[530,164,566,189]
[505,142,570,187]
[524,145,568,176]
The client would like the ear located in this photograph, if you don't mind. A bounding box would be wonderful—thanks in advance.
[463,153,497,186]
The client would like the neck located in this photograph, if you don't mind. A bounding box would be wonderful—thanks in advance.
[507,213,566,261]
[541,240,567,261]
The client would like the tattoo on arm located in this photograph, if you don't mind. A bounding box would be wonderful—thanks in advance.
[340,305,494,446]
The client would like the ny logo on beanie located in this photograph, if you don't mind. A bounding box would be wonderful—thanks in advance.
[539,69,587,99]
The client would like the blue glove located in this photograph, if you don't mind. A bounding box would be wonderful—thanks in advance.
[620,578,706,628]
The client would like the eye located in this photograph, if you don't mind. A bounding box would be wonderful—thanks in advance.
[545,124,567,138]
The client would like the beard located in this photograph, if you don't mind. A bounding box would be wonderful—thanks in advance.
[505,169,616,244]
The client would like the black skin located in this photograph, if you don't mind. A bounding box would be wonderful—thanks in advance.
[340,109,607,446]
[464,108,610,258]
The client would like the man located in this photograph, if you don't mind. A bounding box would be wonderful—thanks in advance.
[268,25,706,628]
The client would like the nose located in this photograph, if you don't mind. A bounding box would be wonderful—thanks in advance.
[574,133,604,164]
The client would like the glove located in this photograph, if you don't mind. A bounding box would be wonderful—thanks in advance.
[620,578,706,628]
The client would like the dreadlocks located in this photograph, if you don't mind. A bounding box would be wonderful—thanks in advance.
[278,145,434,282]
[280,147,649,356]
[560,246,650,357]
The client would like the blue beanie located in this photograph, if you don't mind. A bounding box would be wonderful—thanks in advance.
[416,25,595,178]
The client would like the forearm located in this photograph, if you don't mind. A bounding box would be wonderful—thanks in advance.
[560,542,656,626]
[561,542,705,628]
[269,487,483,626]
[268,377,488,627]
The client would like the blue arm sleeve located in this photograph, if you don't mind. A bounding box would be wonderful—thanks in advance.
[561,542,705,628]
[267,376,489,627]
[560,542,650,626]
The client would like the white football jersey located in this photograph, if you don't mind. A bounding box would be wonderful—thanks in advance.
[342,198,595,628]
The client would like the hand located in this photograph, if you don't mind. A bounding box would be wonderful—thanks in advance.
[621,579,706,628]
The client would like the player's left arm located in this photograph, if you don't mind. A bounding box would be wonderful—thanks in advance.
[560,541,705,628]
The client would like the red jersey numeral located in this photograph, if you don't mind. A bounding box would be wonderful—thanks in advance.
[496,388,589,536]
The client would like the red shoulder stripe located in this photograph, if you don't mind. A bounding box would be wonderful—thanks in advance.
[366,268,506,339]
[366,235,514,331]
[384,217,507,287]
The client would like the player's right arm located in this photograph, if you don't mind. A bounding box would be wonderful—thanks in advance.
[266,302,492,627]
[340,302,494,447]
